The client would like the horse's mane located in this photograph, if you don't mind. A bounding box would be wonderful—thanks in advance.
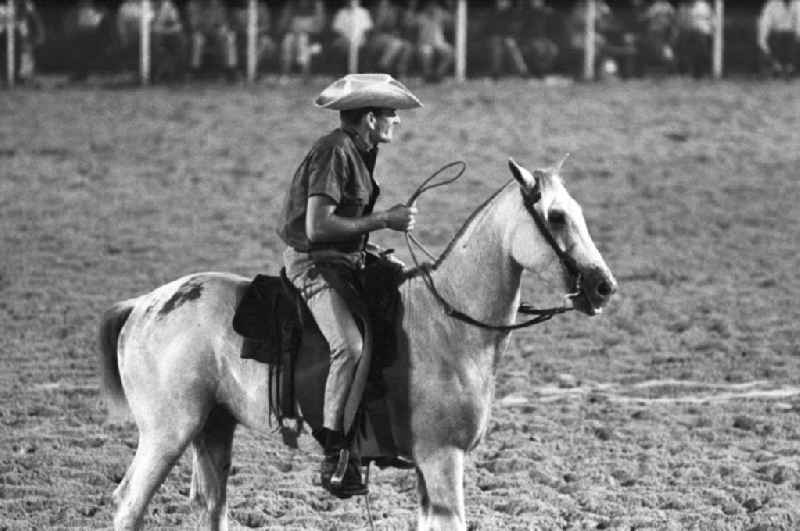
[433,179,516,270]
[397,179,516,284]
[401,167,563,281]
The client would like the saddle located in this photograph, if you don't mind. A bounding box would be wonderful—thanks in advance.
[232,254,411,468]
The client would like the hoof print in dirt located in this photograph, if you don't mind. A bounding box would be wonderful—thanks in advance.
[592,424,613,441]
[611,469,637,487]
[741,497,764,513]
[732,415,758,431]
[233,510,268,528]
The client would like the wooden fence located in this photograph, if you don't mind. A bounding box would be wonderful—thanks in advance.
[3,0,727,87]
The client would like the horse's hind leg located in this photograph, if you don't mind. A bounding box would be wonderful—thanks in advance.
[189,406,236,531]
[112,462,134,505]
[113,425,198,530]
[415,448,466,531]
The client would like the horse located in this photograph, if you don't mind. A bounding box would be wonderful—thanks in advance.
[98,158,617,530]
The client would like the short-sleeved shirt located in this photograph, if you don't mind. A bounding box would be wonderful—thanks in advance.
[277,127,379,253]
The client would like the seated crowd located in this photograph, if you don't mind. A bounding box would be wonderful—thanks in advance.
[2,0,799,85]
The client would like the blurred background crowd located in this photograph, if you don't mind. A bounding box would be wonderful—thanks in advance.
[1,0,798,86]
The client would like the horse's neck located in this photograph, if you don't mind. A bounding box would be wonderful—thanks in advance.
[428,184,522,329]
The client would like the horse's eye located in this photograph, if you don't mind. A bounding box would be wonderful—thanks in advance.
[549,211,566,226]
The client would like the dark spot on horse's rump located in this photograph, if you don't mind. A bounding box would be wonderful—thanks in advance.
[158,279,204,317]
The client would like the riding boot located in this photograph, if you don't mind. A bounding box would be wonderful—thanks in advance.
[319,429,367,499]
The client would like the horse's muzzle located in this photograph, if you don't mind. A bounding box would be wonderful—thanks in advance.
[568,268,617,316]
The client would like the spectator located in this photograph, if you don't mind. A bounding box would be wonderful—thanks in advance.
[398,0,420,44]
[116,0,187,82]
[231,0,277,77]
[17,1,44,82]
[564,0,619,78]
[675,0,714,78]
[412,0,454,82]
[151,0,188,82]
[186,0,238,80]
[277,0,325,78]
[637,0,678,74]
[602,2,639,78]
[330,0,373,71]
[67,0,108,81]
[367,0,413,78]
[757,0,800,77]
[487,0,529,79]
[514,0,561,78]
[0,0,45,85]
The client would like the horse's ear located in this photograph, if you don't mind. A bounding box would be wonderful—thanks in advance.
[508,158,537,189]
[509,158,543,202]
[553,153,570,174]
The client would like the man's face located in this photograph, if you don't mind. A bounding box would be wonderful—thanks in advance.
[369,109,400,144]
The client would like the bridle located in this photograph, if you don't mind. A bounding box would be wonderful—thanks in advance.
[520,187,583,294]
[404,163,579,332]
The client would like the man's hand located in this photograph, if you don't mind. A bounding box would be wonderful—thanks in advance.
[383,204,417,232]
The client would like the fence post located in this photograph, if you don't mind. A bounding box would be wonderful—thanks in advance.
[583,0,596,81]
[246,0,257,82]
[6,0,14,87]
[455,0,466,82]
[712,0,724,79]
[139,0,150,85]
[348,7,358,74]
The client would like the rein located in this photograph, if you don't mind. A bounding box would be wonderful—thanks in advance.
[404,162,574,332]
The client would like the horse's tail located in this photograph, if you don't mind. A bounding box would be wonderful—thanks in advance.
[98,298,137,418]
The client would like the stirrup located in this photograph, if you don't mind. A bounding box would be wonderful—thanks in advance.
[330,448,350,487]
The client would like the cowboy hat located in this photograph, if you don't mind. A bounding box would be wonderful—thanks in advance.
[315,73,422,111]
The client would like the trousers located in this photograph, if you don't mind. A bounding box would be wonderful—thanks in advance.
[283,247,364,432]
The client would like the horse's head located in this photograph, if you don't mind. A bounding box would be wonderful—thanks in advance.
[507,157,617,315]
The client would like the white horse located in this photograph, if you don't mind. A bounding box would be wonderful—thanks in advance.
[99,159,617,530]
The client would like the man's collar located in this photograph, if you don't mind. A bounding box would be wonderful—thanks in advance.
[341,125,376,153]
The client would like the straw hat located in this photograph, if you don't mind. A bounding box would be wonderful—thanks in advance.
[315,73,422,111]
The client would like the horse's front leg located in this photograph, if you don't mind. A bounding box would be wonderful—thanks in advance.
[414,447,466,531]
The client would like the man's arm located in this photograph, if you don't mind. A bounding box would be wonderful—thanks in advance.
[305,195,416,243]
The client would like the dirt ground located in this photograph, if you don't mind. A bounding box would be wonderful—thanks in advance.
[1,78,799,530]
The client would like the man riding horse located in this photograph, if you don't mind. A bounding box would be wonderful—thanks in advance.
[277,73,421,498]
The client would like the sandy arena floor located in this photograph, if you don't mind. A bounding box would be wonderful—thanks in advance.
[0,78,798,530]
